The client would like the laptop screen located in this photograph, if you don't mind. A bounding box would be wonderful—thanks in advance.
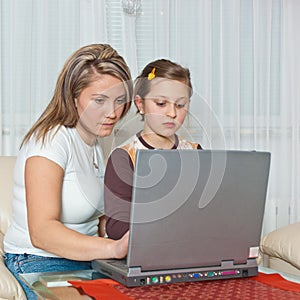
[127,150,270,271]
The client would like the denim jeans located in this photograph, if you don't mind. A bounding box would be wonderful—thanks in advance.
[5,253,92,300]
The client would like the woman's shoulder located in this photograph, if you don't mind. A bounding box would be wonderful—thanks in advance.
[22,126,76,168]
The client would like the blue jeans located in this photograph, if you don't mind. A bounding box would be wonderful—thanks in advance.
[5,253,92,300]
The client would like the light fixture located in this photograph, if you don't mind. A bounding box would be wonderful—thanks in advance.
[121,0,142,15]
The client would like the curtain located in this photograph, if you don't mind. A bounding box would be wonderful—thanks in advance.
[131,0,300,235]
[1,0,300,235]
[0,0,136,155]
[281,0,300,229]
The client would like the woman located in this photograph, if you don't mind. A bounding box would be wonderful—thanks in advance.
[4,43,132,299]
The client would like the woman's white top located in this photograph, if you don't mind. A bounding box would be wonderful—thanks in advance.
[4,126,105,257]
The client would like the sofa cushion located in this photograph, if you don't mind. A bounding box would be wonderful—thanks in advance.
[0,156,26,299]
[0,156,16,236]
[0,232,26,299]
[260,222,300,270]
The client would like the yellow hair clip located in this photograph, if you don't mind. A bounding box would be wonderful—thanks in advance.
[148,67,156,80]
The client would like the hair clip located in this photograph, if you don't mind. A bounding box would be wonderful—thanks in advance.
[148,67,156,80]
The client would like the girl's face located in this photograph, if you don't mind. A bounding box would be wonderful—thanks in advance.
[75,74,127,145]
[135,78,190,144]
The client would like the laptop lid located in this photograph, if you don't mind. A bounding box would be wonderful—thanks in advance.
[127,149,270,271]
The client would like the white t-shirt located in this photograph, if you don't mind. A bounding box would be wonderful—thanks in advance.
[4,126,105,257]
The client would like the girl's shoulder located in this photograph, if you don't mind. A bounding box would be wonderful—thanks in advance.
[177,136,201,149]
[118,134,142,166]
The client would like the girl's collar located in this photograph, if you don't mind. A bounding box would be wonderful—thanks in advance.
[137,131,179,149]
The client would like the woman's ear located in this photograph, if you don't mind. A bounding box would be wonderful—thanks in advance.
[134,95,144,114]
[74,98,78,108]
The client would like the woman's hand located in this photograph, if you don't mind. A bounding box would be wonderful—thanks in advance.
[113,231,129,259]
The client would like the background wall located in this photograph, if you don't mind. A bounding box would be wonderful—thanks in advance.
[1,0,300,236]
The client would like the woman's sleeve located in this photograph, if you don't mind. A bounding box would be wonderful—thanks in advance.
[104,148,134,240]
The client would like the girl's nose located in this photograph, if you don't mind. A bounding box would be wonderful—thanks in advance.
[166,103,177,118]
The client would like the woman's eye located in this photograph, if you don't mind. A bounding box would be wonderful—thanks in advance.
[95,98,105,104]
[115,98,126,105]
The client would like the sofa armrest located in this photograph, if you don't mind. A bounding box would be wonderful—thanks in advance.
[260,222,300,270]
[0,232,26,300]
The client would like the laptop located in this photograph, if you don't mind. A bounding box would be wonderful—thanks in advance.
[92,149,271,287]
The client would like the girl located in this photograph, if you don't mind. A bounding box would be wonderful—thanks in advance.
[104,59,202,240]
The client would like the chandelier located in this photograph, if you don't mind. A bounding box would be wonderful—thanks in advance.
[121,0,142,16]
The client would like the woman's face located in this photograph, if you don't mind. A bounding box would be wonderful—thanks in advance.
[75,74,127,145]
[136,78,190,140]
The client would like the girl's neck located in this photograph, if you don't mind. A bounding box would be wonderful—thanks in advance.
[140,130,176,149]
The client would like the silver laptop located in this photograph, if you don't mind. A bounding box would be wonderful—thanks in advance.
[92,149,271,287]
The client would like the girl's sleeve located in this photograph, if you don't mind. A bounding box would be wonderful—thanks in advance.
[104,148,134,240]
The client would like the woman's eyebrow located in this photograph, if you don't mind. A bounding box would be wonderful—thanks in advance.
[90,93,109,98]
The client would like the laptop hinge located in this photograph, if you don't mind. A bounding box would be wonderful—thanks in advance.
[221,258,257,268]
[127,267,143,276]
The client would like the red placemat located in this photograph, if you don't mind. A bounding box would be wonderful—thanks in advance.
[251,272,300,293]
[69,273,300,300]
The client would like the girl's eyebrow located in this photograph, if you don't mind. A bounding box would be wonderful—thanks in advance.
[153,96,189,102]
[146,95,188,100]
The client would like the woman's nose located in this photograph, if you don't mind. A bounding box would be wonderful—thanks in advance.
[105,102,117,118]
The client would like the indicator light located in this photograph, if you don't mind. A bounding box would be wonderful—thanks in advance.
[151,276,159,284]
[165,275,171,283]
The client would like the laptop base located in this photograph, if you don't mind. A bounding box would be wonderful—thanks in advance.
[92,259,258,287]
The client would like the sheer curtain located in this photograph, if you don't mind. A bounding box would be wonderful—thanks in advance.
[130,0,300,235]
[1,0,299,235]
[0,0,136,155]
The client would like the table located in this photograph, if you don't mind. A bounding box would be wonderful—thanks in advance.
[20,270,96,299]
[20,266,300,300]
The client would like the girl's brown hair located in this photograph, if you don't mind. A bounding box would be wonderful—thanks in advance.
[134,58,193,99]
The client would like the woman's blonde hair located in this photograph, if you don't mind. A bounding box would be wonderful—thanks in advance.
[21,44,133,147]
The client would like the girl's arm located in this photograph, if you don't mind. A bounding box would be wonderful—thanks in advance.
[25,156,128,261]
[104,148,134,240]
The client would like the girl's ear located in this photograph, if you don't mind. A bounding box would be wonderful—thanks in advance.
[134,95,144,114]
[74,98,78,108]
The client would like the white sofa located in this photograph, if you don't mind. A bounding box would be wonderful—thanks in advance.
[0,156,26,300]
[260,222,300,276]
[2,155,300,299]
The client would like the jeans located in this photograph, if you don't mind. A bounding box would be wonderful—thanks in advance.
[5,253,92,300]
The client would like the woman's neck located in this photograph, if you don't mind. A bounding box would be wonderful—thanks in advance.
[75,125,97,146]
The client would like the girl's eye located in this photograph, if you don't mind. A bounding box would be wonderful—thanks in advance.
[156,101,166,107]
[176,103,187,108]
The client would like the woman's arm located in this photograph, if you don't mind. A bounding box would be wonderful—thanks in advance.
[25,156,128,260]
